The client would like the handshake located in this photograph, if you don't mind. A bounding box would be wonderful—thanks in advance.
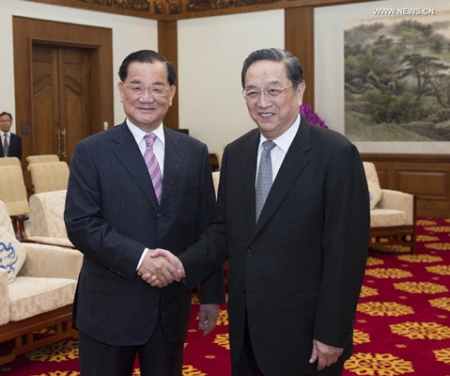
[137,249,185,288]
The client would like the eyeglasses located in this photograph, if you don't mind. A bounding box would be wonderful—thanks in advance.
[124,84,170,97]
[242,86,292,100]
[0,120,12,124]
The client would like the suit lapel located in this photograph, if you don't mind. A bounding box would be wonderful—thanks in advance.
[239,130,259,235]
[160,128,185,207]
[249,119,312,243]
[111,123,160,211]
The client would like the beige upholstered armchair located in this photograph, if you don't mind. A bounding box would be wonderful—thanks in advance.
[0,157,21,168]
[0,165,30,240]
[27,161,69,194]
[364,162,416,254]
[28,190,74,248]
[26,154,59,165]
[0,200,82,365]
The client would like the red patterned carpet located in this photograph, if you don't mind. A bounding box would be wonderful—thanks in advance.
[1,218,450,376]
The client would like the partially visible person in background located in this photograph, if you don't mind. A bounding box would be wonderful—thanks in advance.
[0,112,22,159]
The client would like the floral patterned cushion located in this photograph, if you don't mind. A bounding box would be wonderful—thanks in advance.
[0,231,26,283]
[0,269,9,325]
[370,209,407,228]
[363,162,382,210]
[0,200,15,237]
[30,190,68,238]
[8,276,76,321]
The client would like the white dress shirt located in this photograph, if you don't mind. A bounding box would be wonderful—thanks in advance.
[126,119,166,269]
[126,119,165,176]
[256,114,301,185]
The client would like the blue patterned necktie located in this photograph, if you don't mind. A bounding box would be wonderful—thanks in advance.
[255,140,276,221]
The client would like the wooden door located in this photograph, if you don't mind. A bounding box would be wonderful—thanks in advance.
[32,45,91,162]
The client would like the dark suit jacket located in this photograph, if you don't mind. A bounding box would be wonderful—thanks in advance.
[64,121,224,346]
[179,118,370,376]
[0,133,22,160]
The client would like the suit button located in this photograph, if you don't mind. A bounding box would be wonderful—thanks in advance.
[247,247,255,255]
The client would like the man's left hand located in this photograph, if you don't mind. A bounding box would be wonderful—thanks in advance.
[309,339,344,371]
[198,304,220,336]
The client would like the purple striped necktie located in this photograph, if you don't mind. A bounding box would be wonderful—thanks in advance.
[144,133,162,204]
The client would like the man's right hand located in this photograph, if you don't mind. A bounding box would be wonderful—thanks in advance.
[139,248,185,287]
[138,249,185,287]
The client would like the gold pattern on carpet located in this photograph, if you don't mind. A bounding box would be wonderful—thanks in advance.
[393,281,448,294]
[390,322,450,340]
[397,254,442,263]
[213,334,230,350]
[365,268,413,279]
[26,341,78,363]
[367,257,384,266]
[345,353,415,376]
[358,302,414,317]
[434,348,450,365]
[426,265,450,275]
[429,297,450,312]
[352,330,371,345]
[359,286,379,298]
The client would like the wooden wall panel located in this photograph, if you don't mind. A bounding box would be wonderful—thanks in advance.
[158,20,179,129]
[362,154,450,219]
[285,7,314,108]
[396,170,448,200]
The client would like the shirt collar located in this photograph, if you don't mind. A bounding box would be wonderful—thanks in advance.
[259,114,301,152]
[126,119,165,146]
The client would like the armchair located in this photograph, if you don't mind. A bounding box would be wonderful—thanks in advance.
[0,200,82,365]
[0,157,21,168]
[26,154,59,165]
[28,190,74,248]
[364,162,416,254]
[27,161,69,194]
[0,165,30,240]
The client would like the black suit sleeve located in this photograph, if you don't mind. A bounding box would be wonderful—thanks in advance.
[196,144,226,304]
[179,148,229,291]
[313,143,370,348]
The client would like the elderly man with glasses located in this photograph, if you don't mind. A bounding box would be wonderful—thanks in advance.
[145,48,370,376]
[65,50,224,376]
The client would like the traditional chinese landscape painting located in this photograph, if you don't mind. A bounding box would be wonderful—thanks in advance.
[344,13,450,141]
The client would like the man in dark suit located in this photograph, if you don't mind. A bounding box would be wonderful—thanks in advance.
[146,48,370,376]
[0,112,22,159]
[64,50,224,376]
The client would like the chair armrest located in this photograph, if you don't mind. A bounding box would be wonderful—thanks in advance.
[0,269,10,325]
[19,243,83,280]
[379,189,414,225]
[23,236,75,249]
[11,214,29,241]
